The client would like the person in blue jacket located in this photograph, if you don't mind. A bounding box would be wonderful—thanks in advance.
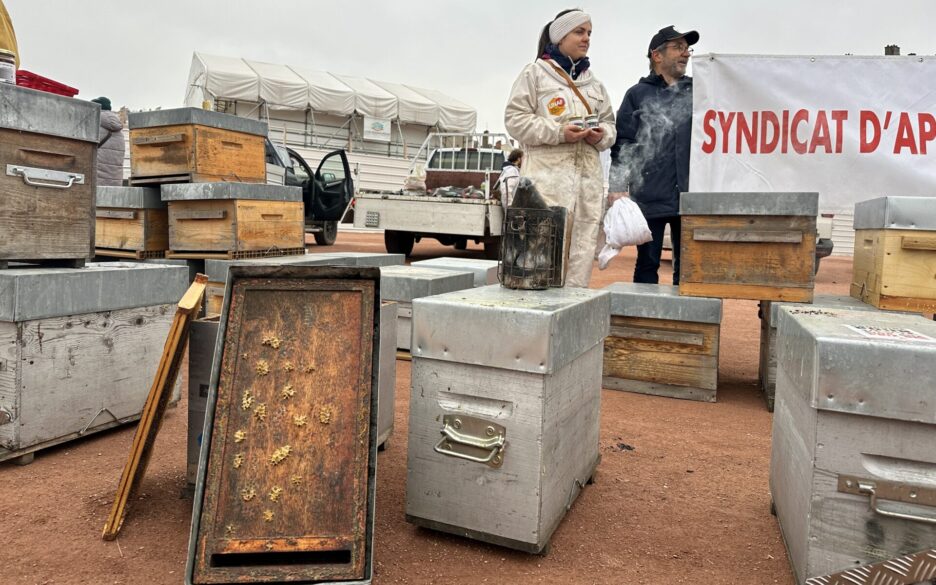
[609,25,699,285]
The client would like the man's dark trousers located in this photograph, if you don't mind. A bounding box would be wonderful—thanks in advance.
[634,216,681,285]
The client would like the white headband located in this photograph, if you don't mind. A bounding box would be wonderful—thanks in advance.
[549,11,591,44]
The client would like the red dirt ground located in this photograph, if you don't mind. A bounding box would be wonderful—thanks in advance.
[0,231,861,584]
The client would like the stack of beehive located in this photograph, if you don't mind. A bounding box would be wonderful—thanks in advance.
[0,84,192,465]
[96,107,304,260]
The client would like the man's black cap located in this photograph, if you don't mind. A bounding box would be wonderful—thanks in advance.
[647,26,700,58]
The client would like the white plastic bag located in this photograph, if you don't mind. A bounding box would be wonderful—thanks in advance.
[403,163,427,193]
[598,197,653,270]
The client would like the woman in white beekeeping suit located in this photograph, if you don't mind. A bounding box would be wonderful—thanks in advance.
[504,8,616,288]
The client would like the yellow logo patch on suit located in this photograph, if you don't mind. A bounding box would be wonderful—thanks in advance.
[546,96,566,116]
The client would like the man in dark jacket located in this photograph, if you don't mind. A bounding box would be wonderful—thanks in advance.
[609,25,699,285]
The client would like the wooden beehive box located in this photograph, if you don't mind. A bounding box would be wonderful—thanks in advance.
[679,192,818,302]
[161,182,305,259]
[128,108,267,185]
[770,307,936,583]
[603,283,722,402]
[0,84,99,266]
[187,265,379,585]
[0,263,189,464]
[95,186,169,258]
[407,286,610,553]
[850,196,936,313]
[379,265,475,350]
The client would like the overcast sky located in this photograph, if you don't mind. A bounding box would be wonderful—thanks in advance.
[6,1,934,133]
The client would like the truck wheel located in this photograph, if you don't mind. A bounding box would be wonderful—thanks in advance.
[454,238,468,251]
[483,237,501,260]
[313,221,339,246]
[385,230,415,257]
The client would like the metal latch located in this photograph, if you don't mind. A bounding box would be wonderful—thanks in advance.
[7,164,85,189]
[365,211,380,228]
[838,475,936,525]
[434,414,506,468]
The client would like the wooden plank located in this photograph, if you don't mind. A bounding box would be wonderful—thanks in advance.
[609,324,704,347]
[0,321,20,451]
[693,228,803,244]
[0,128,95,260]
[102,275,207,540]
[129,124,265,184]
[192,274,375,583]
[901,235,936,251]
[680,215,816,295]
[205,282,225,317]
[680,281,814,302]
[608,316,719,356]
[603,377,716,402]
[95,208,168,252]
[16,305,176,449]
[603,343,718,390]
[168,200,303,254]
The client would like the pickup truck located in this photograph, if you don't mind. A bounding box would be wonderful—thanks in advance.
[265,140,353,246]
[353,133,508,258]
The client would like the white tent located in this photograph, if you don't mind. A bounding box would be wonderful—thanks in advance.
[185,53,259,105]
[288,67,355,117]
[407,85,477,134]
[184,52,476,132]
[371,80,439,126]
[244,59,308,110]
[330,74,398,121]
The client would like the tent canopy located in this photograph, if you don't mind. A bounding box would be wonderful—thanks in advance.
[185,52,476,131]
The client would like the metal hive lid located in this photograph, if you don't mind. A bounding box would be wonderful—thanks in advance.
[96,186,164,209]
[160,182,302,202]
[0,263,189,322]
[853,196,936,230]
[412,285,610,374]
[378,265,474,302]
[680,192,818,216]
[775,306,936,424]
[0,84,100,143]
[128,107,268,136]
[604,283,722,324]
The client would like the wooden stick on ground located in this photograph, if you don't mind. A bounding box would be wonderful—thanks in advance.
[102,274,208,541]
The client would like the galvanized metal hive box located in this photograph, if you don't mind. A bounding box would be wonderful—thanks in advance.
[679,192,818,302]
[851,196,936,313]
[202,253,403,317]
[1,84,99,265]
[128,108,267,185]
[379,265,475,350]
[0,262,188,463]
[411,257,499,287]
[757,295,915,412]
[161,182,304,258]
[602,283,722,402]
[770,307,936,583]
[187,316,219,488]
[377,302,398,449]
[95,186,169,258]
[187,265,379,584]
[406,286,610,553]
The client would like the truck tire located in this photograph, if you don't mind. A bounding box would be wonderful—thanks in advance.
[385,230,415,257]
[454,238,468,251]
[483,237,501,260]
[313,221,339,246]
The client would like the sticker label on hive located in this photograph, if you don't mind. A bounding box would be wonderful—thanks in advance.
[844,324,936,342]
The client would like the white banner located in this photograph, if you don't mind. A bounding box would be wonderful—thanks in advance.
[690,55,936,210]
[362,116,392,143]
